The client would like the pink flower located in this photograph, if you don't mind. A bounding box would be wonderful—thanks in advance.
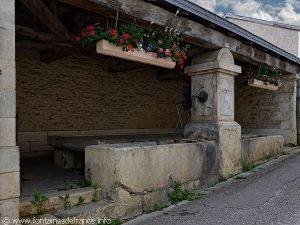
[89,31,95,36]
[75,36,81,42]
[119,39,124,44]
[81,31,86,37]
[159,48,163,53]
[123,33,131,40]
[152,52,158,58]
[165,49,170,56]
[86,25,95,31]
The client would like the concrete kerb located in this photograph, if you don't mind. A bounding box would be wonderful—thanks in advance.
[123,146,300,225]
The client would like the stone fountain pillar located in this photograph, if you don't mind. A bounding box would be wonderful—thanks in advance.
[184,48,242,177]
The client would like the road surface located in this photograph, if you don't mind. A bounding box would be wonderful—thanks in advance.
[126,151,300,225]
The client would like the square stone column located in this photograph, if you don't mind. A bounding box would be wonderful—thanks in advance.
[184,48,242,177]
[0,0,20,222]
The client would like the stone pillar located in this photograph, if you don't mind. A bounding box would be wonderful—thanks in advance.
[184,48,242,177]
[0,0,20,222]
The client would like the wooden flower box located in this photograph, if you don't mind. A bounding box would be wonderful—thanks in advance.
[248,79,279,91]
[96,40,176,69]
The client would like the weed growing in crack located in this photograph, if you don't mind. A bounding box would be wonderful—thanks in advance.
[77,168,92,188]
[59,194,71,209]
[168,181,204,204]
[31,191,48,215]
[153,202,168,211]
[243,162,256,172]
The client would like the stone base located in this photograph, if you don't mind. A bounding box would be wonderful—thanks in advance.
[184,120,242,177]
[242,135,284,164]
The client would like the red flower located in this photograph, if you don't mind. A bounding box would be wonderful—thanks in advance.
[119,39,124,44]
[86,25,95,31]
[183,52,188,60]
[128,44,134,51]
[175,51,180,57]
[81,31,87,37]
[123,33,131,40]
[89,31,95,36]
[111,29,118,37]
[75,36,81,42]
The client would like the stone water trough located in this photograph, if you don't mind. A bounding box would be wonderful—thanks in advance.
[241,135,284,164]
[85,141,218,211]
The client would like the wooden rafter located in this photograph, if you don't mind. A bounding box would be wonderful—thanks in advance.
[16,25,60,42]
[20,0,71,41]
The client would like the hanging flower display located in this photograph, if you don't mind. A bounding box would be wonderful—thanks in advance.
[75,23,190,69]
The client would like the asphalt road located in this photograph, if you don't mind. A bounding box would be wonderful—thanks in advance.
[126,151,300,225]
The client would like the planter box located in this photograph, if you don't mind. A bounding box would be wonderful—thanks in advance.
[248,79,279,91]
[96,40,176,69]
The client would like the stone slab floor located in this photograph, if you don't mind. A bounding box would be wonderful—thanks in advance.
[21,156,84,197]
[127,151,300,225]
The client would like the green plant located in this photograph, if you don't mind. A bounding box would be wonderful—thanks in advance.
[75,22,190,69]
[77,196,85,206]
[218,176,227,182]
[168,181,204,204]
[235,175,246,180]
[59,194,71,209]
[248,64,282,86]
[77,168,92,188]
[92,184,100,202]
[31,191,48,215]
[153,202,167,211]
[243,162,256,172]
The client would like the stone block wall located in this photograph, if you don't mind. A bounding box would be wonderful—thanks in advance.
[16,49,183,156]
[0,0,20,221]
[235,74,297,144]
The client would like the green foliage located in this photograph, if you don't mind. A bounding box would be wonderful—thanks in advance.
[77,196,85,206]
[243,163,256,172]
[153,202,167,211]
[75,22,190,68]
[92,184,100,202]
[59,194,71,209]
[235,175,246,180]
[168,181,204,204]
[77,168,92,188]
[31,191,48,215]
[218,176,227,182]
[252,64,282,86]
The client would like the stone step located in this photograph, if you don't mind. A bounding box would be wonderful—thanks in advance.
[20,187,94,217]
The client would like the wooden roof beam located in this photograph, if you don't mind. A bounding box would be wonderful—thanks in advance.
[16,25,60,42]
[20,0,71,41]
[57,0,299,74]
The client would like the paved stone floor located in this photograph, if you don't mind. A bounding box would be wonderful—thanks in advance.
[127,151,300,225]
[21,156,84,197]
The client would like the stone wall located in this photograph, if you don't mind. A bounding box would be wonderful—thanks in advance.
[16,50,183,156]
[0,0,20,222]
[235,73,297,144]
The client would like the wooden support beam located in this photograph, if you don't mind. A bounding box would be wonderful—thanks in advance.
[20,0,71,41]
[57,0,299,74]
[16,40,73,50]
[16,25,60,42]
